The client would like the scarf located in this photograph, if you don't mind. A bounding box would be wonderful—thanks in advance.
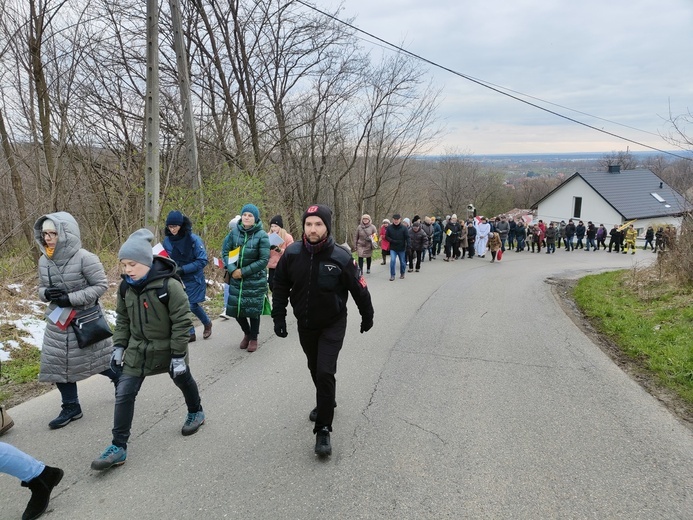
[302,235,329,254]
[45,247,55,258]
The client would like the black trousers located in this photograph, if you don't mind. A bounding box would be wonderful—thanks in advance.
[298,315,347,432]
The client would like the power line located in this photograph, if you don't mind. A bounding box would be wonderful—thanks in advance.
[294,0,692,162]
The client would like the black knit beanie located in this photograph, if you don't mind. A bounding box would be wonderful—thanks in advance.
[270,215,284,228]
[302,204,332,236]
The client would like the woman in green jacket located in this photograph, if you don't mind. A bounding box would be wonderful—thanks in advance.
[222,204,270,352]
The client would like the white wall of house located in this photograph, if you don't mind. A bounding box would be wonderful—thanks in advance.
[536,176,622,227]
[627,217,683,238]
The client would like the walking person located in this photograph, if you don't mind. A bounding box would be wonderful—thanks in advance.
[644,226,655,251]
[34,212,118,430]
[385,214,409,280]
[515,219,526,252]
[91,229,205,471]
[623,224,638,255]
[507,218,517,251]
[585,221,597,251]
[475,217,491,258]
[163,210,212,342]
[496,215,510,252]
[222,204,270,353]
[557,220,566,249]
[466,219,477,258]
[354,214,378,275]
[575,221,586,249]
[421,217,436,261]
[654,227,664,252]
[596,224,607,250]
[443,214,462,261]
[564,219,576,251]
[487,231,502,262]
[1,442,64,520]
[408,220,428,272]
[271,204,374,457]
[267,215,294,292]
[608,224,622,253]
[220,215,241,320]
[433,218,444,257]
[545,222,557,253]
[379,219,390,265]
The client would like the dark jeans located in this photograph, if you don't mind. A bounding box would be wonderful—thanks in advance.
[585,238,596,251]
[516,236,525,251]
[597,238,606,250]
[565,235,575,250]
[434,240,442,255]
[112,369,201,449]
[57,369,119,404]
[409,250,423,270]
[190,302,210,335]
[236,317,261,340]
[297,316,347,432]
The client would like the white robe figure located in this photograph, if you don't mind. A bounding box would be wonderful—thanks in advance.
[475,220,491,257]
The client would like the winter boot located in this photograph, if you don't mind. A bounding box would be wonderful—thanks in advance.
[48,403,82,430]
[247,339,258,352]
[21,465,64,520]
[1,405,14,435]
[315,427,332,457]
[239,334,250,349]
[188,333,197,343]
[203,322,212,339]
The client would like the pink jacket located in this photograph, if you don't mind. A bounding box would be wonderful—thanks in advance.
[267,232,294,269]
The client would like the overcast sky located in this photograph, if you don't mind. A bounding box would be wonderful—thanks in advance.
[309,0,693,155]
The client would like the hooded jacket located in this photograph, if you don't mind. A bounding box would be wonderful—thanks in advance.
[34,212,111,383]
[113,256,193,377]
[272,236,373,330]
[222,220,270,318]
[354,221,378,258]
[163,215,208,304]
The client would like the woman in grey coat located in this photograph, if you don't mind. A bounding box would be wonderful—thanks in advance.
[34,212,118,429]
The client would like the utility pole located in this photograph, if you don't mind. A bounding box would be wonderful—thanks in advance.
[169,0,200,189]
[144,0,160,231]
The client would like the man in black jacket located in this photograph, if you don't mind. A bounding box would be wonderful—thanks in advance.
[385,214,410,281]
[272,204,374,457]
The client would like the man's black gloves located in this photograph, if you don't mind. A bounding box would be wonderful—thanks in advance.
[360,317,374,333]
[274,319,288,338]
[45,287,66,302]
[175,267,184,278]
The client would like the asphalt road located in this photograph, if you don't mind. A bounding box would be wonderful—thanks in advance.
[3,248,692,519]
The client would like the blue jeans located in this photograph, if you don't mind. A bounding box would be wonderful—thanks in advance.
[586,238,596,251]
[190,302,210,335]
[389,250,406,277]
[111,369,202,450]
[0,442,44,481]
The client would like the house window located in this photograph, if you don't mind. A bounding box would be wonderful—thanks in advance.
[573,197,582,218]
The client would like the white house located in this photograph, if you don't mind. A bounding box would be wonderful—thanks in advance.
[531,166,692,237]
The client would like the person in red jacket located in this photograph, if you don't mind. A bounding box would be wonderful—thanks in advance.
[379,219,391,265]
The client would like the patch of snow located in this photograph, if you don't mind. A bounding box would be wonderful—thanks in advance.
[7,284,23,293]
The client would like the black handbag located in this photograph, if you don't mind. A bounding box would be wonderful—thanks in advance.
[71,304,113,348]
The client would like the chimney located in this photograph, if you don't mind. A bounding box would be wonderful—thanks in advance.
[608,165,621,173]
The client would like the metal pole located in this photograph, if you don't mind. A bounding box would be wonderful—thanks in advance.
[144,0,160,231]
[169,0,200,190]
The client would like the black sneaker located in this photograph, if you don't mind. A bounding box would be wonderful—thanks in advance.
[48,403,83,430]
[315,427,332,457]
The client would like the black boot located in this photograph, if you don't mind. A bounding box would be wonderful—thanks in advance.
[21,465,64,520]
[48,403,82,430]
[315,426,332,457]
